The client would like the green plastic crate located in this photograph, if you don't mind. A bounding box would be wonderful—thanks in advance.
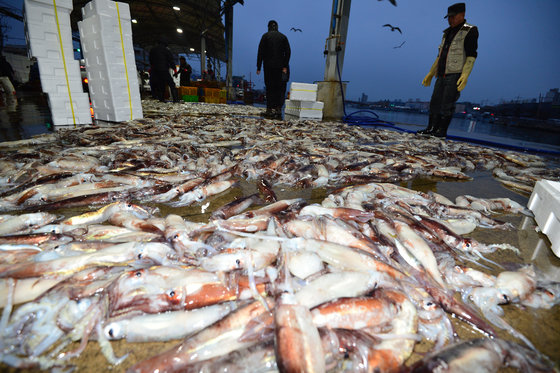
[182,95,198,102]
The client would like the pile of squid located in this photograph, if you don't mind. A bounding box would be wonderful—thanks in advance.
[0,103,558,372]
[0,112,558,214]
[0,181,558,372]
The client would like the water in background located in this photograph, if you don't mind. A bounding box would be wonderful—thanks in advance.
[344,105,560,155]
[1,94,559,155]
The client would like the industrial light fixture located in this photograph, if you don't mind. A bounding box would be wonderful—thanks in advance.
[131,19,137,23]
[177,28,183,33]
[173,6,180,11]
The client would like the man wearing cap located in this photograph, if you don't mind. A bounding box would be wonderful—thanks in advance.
[257,20,291,119]
[418,2,479,137]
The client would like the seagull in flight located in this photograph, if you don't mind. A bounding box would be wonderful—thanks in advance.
[382,24,402,34]
[393,41,406,49]
[290,27,302,32]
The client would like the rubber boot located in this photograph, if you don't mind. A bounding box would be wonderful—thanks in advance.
[261,108,273,118]
[171,87,180,103]
[432,115,452,138]
[274,107,283,120]
[417,114,439,135]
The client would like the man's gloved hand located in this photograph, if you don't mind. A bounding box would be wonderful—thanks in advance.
[422,57,439,87]
[422,73,434,87]
[457,56,476,91]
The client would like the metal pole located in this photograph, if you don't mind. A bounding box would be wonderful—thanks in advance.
[200,33,206,79]
[225,5,233,98]
[324,0,351,81]
[318,0,352,121]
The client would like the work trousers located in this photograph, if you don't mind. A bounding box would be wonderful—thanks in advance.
[429,73,461,118]
[151,69,178,102]
[264,67,286,110]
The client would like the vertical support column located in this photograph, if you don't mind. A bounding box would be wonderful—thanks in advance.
[317,0,351,121]
[225,4,234,100]
[200,32,206,79]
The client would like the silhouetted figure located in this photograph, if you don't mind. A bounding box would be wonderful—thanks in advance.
[149,38,179,103]
[417,2,478,138]
[174,56,192,86]
[257,20,291,119]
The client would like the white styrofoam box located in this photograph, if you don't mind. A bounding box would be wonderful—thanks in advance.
[24,6,72,27]
[47,92,92,126]
[37,59,81,80]
[25,31,75,61]
[24,0,76,61]
[284,99,324,120]
[78,5,142,122]
[39,75,84,96]
[528,179,560,257]
[92,105,142,122]
[289,82,318,101]
[25,0,72,10]
[82,0,130,20]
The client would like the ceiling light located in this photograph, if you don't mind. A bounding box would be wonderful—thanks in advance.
[177,28,183,33]
[173,6,180,11]
[189,48,195,52]
[131,19,137,23]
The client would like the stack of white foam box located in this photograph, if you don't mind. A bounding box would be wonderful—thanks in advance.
[528,179,560,257]
[78,0,142,122]
[23,0,92,126]
[284,82,324,120]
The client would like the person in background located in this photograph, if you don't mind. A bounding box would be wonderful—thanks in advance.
[417,2,478,138]
[174,56,192,86]
[257,20,291,119]
[0,55,15,85]
[0,54,16,103]
[149,38,179,103]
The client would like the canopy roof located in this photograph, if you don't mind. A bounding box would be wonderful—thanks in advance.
[70,0,227,60]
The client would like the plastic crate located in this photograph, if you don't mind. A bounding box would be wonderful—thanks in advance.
[202,88,220,98]
[528,180,560,257]
[182,95,198,102]
[178,86,197,96]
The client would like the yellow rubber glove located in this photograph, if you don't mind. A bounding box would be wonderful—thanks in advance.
[457,56,476,91]
[422,57,439,87]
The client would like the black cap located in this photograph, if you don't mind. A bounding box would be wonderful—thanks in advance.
[444,3,465,18]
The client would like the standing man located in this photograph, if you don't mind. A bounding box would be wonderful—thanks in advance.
[257,20,291,119]
[174,56,192,86]
[418,3,478,137]
[149,38,179,103]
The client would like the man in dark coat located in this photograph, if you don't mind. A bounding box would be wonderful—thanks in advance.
[174,56,192,86]
[149,38,179,102]
[257,20,291,119]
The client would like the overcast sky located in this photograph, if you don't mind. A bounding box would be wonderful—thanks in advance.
[2,0,559,105]
[231,0,560,104]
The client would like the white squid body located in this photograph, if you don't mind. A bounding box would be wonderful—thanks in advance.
[103,303,234,342]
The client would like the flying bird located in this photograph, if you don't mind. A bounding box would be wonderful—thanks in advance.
[393,41,406,49]
[290,27,302,32]
[382,24,402,34]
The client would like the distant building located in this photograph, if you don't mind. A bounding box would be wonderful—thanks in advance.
[543,88,559,105]
[360,93,368,103]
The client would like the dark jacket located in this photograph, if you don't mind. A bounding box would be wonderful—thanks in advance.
[149,44,176,72]
[257,30,291,70]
